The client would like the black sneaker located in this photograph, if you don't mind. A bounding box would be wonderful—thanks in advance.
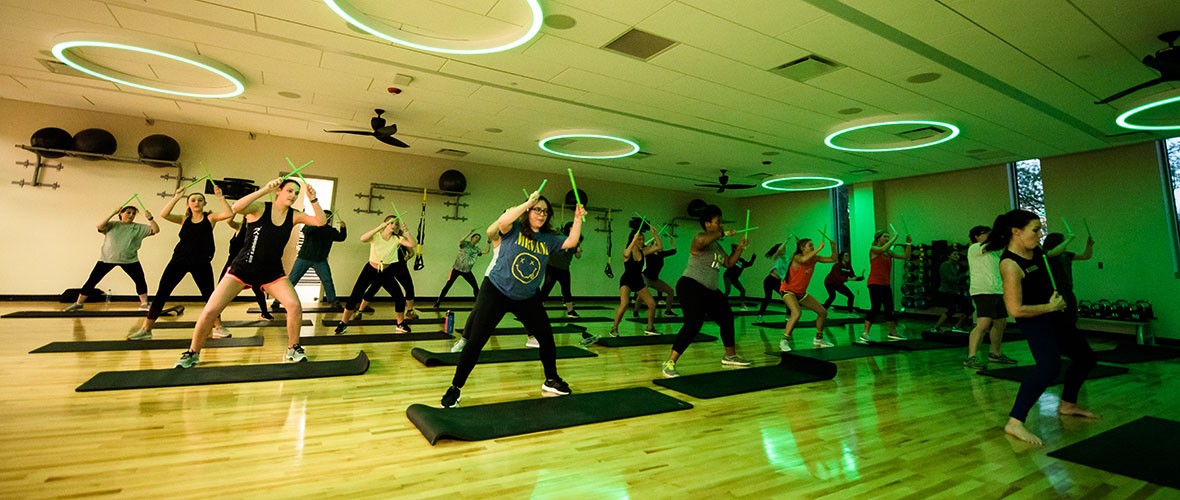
[664,309,678,317]
[260,311,274,321]
[334,321,348,335]
[271,300,283,312]
[566,310,580,319]
[441,386,461,408]
[542,378,571,395]
[396,322,411,333]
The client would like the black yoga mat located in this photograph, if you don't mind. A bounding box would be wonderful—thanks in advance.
[1093,343,1180,364]
[594,334,716,347]
[865,339,958,351]
[406,387,692,445]
[75,351,369,392]
[921,330,1026,345]
[519,316,614,323]
[247,306,372,313]
[30,334,264,353]
[626,316,684,324]
[418,305,609,313]
[4,305,183,318]
[977,362,1129,385]
[297,332,452,345]
[154,319,313,329]
[410,346,597,367]
[457,325,587,336]
[768,344,898,362]
[319,317,446,327]
[751,318,861,329]
[653,353,837,399]
[1047,416,1180,490]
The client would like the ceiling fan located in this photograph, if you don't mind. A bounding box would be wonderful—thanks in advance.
[324,109,409,148]
[695,169,757,193]
[1094,30,1180,104]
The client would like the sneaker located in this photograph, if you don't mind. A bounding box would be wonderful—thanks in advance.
[326,301,343,309]
[260,311,274,321]
[779,337,792,352]
[664,309,678,317]
[578,334,599,347]
[211,326,231,339]
[441,386,461,408]
[127,329,152,340]
[334,321,348,335]
[271,301,283,312]
[740,304,749,311]
[286,344,308,362]
[927,327,942,334]
[542,378,571,395]
[644,328,660,336]
[887,332,906,341]
[525,335,540,348]
[138,303,151,311]
[964,356,984,370]
[609,328,620,338]
[566,310,580,319]
[858,332,871,343]
[395,323,411,334]
[632,309,639,318]
[450,337,467,353]
[353,312,363,321]
[64,303,83,312]
[405,309,419,319]
[174,350,199,369]
[988,353,1017,365]
[813,338,834,348]
[661,360,680,378]
[721,354,751,367]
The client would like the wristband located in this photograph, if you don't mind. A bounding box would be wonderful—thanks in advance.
[309,198,318,204]
[147,217,154,221]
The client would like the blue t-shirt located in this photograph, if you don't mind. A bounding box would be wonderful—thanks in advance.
[488,222,567,300]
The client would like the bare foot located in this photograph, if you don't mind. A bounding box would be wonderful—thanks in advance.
[1057,401,1100,419]
[1004,418,1044,446]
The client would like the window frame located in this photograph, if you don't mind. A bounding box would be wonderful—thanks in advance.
[1157,138,1180,278]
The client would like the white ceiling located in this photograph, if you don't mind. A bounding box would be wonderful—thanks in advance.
[1,0,1177,194]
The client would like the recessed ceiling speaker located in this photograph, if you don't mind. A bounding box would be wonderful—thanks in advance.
[30,127,73,158]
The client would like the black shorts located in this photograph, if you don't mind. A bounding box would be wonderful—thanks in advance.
[620,271,646,292]
[226,267,286,290]
[937,291,973,315]
[971,294,1007,319]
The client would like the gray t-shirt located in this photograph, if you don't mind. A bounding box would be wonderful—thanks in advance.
[682,240,726,291]
[453,240,483,273]
[100,221,153,263]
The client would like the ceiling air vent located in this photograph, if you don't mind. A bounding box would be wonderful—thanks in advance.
[967,150,1013,162]
[850,168,878,174]
[769,55,843,82]
[603,29,678,61]
[895,126,946,141]
[36,58,96,79]
[436,148,468,157]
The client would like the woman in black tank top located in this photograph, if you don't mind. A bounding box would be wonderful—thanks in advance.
[987,210,1097,446]
[175,177,326,369]
[608,221,662,337]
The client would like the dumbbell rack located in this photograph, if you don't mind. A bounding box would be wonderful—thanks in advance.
[900,244,936,311]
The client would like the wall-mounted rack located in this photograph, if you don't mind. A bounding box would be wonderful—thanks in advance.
[13,144,194,195]
[354,182,469,221]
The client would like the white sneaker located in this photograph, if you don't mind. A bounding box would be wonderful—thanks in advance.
[285,344,308,362]
[858,332,871,343]
[126,329,152,340]
[740,305,749,311]
[212,326,231,339]
[609,329,620,338]
[779,337,792,352]
[525,335,540,348]
[64,303,83,312]
[450,337,467,353]
[813,338,834,348]
[138,303,151,311]
[887,332,906,341]
[644,328,660,336]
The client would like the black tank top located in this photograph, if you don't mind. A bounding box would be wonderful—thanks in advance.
[1000,247,1053,306]
[174,216,214,262]
[230,203,293,273]
[624,253,644,275]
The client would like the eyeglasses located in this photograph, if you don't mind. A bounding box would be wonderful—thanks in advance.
[529,207,549,215]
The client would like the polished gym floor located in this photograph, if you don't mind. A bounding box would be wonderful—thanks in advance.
[0,300,1175,499]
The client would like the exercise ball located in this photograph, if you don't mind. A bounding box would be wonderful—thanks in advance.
[687,199,707,217]
[30,127,73,158]
[73,128,117,159]
[564,189,587,207]
[438,169,467,192]
[137,134,180,167]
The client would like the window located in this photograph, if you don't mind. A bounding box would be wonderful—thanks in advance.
[1009,159,1047,233]
[280,173,338,303]
[1163,137,1180,276]
[831,184,851,256]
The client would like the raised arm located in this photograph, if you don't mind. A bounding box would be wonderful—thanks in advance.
[208,185,233,224]
[642,227,664,255]
[291,184,325,227]
[1046,234,1076,258]
[800,238,828,263]
[160,188,186,224]
[722,237,749,268]
[360,221,389,243]
[97,210,117,233]
[333,221,348,241]
[561,205,588,250]
[1075,237,1094,260]
[493,191,538,236]
[144,209,159,235]
[889,235,913,260]
[232,178,280,217]
[398,222,417,248]
[226,216,242,231]
[870,232,898,257]
[1001,259,1065,318]
[815,238,839,264]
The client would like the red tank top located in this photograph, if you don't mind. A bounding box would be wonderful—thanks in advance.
[779,259,816,295]
[867,251,891,286]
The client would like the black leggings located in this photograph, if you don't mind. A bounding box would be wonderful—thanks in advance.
[437,268,479,302]
[452,277,558,387]
[758,274,780,315]
[866,284,895,322]
[365,263,414,302]
[81,261,148,295]
[349,264,405,312]
[148,258,214,320]
[1009,314,1096,421]
[823,283,855,309]
[221,261,266,312]
[723,274,746,301]
[672,277,736,354]
[539,266,572,303]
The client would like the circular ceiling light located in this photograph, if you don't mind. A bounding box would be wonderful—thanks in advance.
[324,0,543,55]
[761,176,844,191]
[538,134,640,159]
[51,41,245,98]
[1115,94,1180,131]
[824,119,961,152]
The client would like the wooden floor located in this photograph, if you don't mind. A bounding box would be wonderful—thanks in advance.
[1,300,1176,499]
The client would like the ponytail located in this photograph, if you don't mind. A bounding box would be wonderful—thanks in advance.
[984,210,1039,252]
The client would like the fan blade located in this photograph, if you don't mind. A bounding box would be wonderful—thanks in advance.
[324,129,375,136]
[376,135,410,148]
[717,186,725,193]
[1094,78,1167,104]
[726,184,758,189]
[694,183,723,188]
[375,124,398,136]
[371,116,387,130]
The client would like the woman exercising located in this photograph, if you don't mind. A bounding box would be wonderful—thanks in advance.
[859,230,912,342]
[440,192,586,408]
[335,216,417,334]
[224,215,272,320]
[635,234,677,317]
[964,225,1016,369]
[822,251,862,310]
[1043,230,1094,326]
[357,222,418,319]
[608,221,661,338]
[433,230,491,308]
[659,204,751,378]
[778,236,838,352]
[722,245,755,310]
[930,246,973,333]
[988,210,1097,445]
[175,178,325,368]
[757,242,790,320]
[65,204,159,311]
[129,186,233,340]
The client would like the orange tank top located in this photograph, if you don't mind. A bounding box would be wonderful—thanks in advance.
[867,251,892,286]
[779,259,816,295]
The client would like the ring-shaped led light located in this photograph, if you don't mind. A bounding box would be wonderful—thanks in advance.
[324,0,542,55]
[761,176,844,191]
[538,134,640,159]
[824,120,961,152]
[52,41,245,98]
[1116,94,1180,131]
